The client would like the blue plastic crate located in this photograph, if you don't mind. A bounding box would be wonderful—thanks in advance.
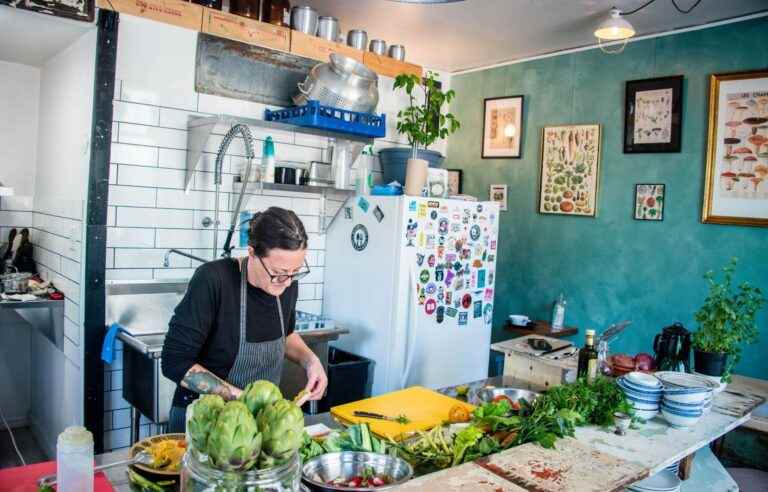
[265,101,386,138]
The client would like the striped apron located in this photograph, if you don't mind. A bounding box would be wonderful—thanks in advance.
[226,257,286,389]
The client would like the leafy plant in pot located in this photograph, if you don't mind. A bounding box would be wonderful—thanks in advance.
[379,72,460,194]
[692,257,765,383]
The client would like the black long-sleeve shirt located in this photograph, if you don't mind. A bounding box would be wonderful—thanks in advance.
[161,258,297,407]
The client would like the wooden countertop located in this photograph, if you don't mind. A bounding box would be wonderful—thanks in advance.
[726,374,768,433]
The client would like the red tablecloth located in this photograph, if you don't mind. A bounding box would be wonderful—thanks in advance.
[0,461,114,491]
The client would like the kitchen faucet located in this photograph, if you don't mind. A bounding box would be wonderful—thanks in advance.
[162,249,208,268]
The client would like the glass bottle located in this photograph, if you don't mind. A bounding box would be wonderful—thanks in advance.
[551,292,566,331]
[57,426,94,492]
[577,329,599,383]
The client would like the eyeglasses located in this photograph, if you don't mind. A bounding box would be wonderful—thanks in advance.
[256,255,311,284]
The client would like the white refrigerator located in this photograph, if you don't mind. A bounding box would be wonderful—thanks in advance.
[323,196,501,396]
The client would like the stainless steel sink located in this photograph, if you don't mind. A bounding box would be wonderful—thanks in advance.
[106,280,188,336]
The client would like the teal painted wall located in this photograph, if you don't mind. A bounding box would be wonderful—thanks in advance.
[446,17,768,378]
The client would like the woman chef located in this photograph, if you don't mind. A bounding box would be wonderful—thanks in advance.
[162,207,327,432]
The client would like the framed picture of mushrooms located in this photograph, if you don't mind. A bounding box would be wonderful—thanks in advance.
[702,69,768,227]
[538,124,601,217]
[634,184,665,221]
[482,96,524,158]
[624,75,683,153]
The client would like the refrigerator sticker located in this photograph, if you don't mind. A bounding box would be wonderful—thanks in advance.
[488,272,495,286]
[477,269,487,289]
[490,213,497,224]
[438,218,449,234]
[453,297,462,308]
[239,211,253,247]
[452,261,462,272]
[437,245,445,259]
[490,240,497,250]
[409,200,417,212]
[436,305,445,324]
[473,300,483,318]
[350,224,369,251]
[418,203,427,218]
[446,307,458,318]
[470,224,481,241]
[373,205,384,223]
[484,303,493,325]
[428,200,440,208]
[426,235,436,248]
[451,223,463,233]
[438,235,446,246]
[444,269,455,286]
[487,254,495,262]
[452,208,461,220]
[482,250,487,261]
[430,210,438,220]
[461,293,472,309]
[445,291,453,306]
[484,288,494,302]
[405,219,417,247]
[425,282,436,295]
[477,204,483,213]
[470,270,477,289]
[427,254,436,267]
[344,207,353,219]
[458,312,468,326]
[418,288,426,305]
[437,286,444,303]
[435,265,444,282]
[445,253,457,264]
[416,253,425,266]
[418,231,425,247]
[472,259,483,268]
[425,298,437,315]
[358,196,370,213]
[419,269,430,283]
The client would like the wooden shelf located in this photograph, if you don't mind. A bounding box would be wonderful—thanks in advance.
[97,0,424,78]
[503,319,578,338]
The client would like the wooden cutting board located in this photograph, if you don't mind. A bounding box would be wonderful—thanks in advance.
[331,386,474,441]
[476,437,648,492]
[393,462,527,491]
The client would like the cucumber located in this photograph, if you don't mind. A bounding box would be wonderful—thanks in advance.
[359,423,373,452]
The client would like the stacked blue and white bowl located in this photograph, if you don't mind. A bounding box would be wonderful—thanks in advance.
[617,372,663,421]
[655,371,717,428]
[626,469,681,492]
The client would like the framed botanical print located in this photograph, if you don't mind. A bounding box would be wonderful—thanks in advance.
[446,169,463,195]
[634,184,665,221]
[702,70,768,227]
[539,124,601,217]
[482,96,524,158]
[624,75,683,153]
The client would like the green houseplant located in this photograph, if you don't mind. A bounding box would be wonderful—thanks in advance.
[692,257,765,382]
[379,72,460,192]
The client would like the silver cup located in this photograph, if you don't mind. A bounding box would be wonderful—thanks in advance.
[290,5,319,35]
[369,39,387,55]
[347,30,368,50]
[317,16,340,42]
[388,44,406,61]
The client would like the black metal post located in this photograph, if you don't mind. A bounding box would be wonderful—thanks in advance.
[83,9,118,453]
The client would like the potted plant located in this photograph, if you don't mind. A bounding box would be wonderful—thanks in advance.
[692,257,765,382]
[379,72,460,193]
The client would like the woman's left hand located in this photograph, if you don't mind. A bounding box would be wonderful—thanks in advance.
[298,356,328,407]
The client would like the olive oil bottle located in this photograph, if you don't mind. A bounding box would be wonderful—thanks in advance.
[577,329,599,382]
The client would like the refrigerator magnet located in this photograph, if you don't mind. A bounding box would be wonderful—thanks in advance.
[425,298,437,315]
[458,312,468,325]
[473,301,483,318]
[373,205,384,223]
[358,196,370,213]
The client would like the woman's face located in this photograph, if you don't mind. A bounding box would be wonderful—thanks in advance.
[249,247,307,296]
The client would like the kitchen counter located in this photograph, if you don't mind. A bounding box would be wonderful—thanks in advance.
[92,376,762,491]
[0,296,64,349]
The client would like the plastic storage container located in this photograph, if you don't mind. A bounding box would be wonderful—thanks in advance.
[57,426,94,492]
[317,347,374,413]
[181,449,301,491]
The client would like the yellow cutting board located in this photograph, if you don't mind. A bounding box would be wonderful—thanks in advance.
[330,386,475,441]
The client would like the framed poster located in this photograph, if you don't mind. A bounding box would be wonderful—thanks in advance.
[624,75,683,153]
[538,124,601,217]
[634,184,665,221]
[0,0,94,22]
[489,184,508,211]
[446,169,463,195]
[702,70,768,227]
[482,96,524,158]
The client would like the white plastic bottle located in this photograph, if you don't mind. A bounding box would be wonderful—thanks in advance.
[57,426,94,492]
[551,292,566,331]
[262,136,276,183]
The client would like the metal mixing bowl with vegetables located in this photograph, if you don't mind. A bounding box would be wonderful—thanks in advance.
[302,452,413,491]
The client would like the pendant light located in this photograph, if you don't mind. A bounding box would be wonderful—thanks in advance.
[594,8,635,54]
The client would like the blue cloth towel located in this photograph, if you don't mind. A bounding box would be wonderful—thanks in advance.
[102,323,122,364]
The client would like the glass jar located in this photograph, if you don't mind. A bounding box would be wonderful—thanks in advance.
[181,449,301,491]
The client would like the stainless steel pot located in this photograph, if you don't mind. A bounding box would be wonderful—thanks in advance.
[317,16,340,42]
[388,44,406,61]
[369,39,387,55]
[294,54,379,113]
[291,5,318,35]
[2,272,31,294]
[346,29,368,50]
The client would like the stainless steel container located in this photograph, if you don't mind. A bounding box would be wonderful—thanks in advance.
[302,452,413,491]
[293,53,379,113]
[290,5,318,35]
[346,29,368,50]
[476,387,541,405]
[317,16,340,42]
[388,44,406,61]
[369,39,387,55]
[1,272,31,294]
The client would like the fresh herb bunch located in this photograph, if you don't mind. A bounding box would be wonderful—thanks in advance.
[693,257,765,382]
[537,377,633,427]
[393,72,460,157]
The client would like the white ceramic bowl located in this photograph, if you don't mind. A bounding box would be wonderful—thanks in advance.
[661,406,702,428]
[662,398,704,412]
[629,399,661,412]
[508,314,530,326]
[692,371,727,394]
[634,408,659,421]
[626,371,662,389]
[662,388,710,405]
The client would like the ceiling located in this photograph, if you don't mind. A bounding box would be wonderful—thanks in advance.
[305,0,768,72]
[0,7,93,67]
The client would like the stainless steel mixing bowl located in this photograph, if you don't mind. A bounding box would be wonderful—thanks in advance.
[302,452,413,491]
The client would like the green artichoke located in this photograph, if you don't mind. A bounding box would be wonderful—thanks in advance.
[187,394,225,452]
[207,401,262,471]
[239,380,282,416]
[257,399,304,466]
